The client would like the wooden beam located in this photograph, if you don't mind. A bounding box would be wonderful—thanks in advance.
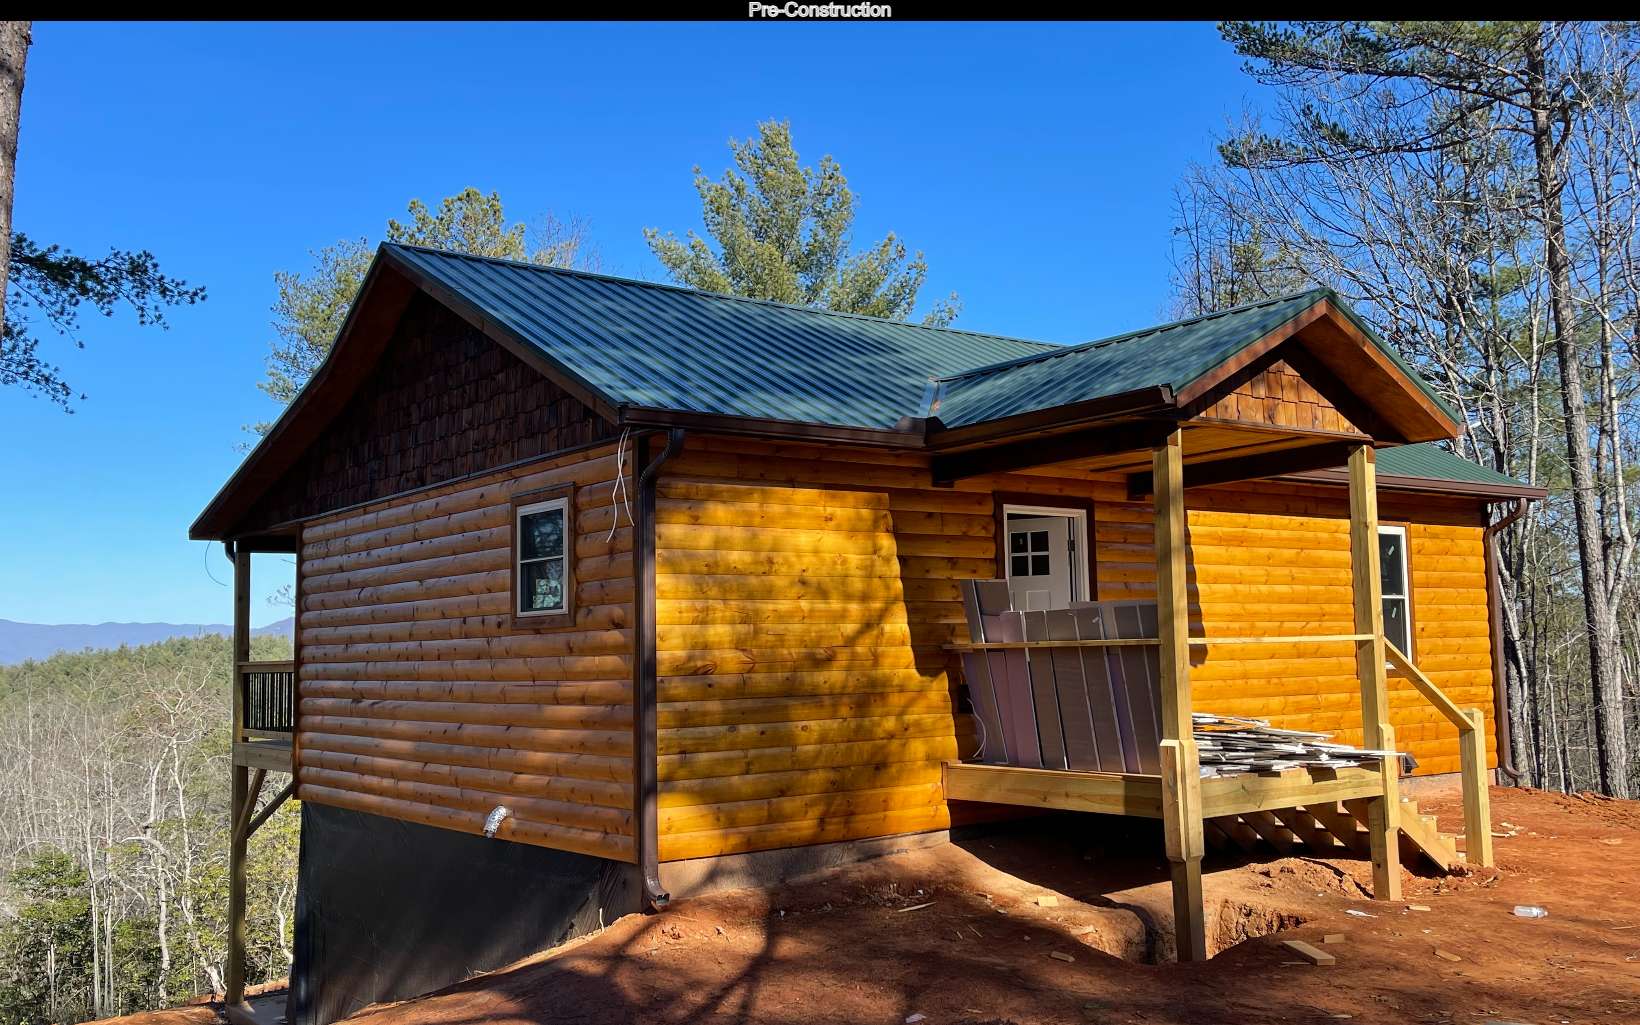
[1201,767,1383,818]
[244,780,296,839]
[1348,445,1403,901]
[231,740,294,772]
[942,762,1164,818]
[1127,440,1362,498]
[930,419,1174,484]
[226,549,251,1009]
[1154,429,1207,963]
[1461,708,1495,868]
[232,768,267,841]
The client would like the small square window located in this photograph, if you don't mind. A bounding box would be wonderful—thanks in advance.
[1031,554,1050,575]
[1010,532,1029,554]
[1030,530,1049,552]
[1011,554,1031,577]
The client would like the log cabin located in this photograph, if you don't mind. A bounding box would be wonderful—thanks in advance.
[191,244,1543,1023]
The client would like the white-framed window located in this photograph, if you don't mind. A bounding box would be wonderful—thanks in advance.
[516,495,570,617]
[1378,524,1412,657]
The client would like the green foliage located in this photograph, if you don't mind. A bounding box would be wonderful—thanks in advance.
[644,120,959,327]
[0,851,92,1024]
[253,188,595,435]
[0,634,297,1025]
[2,233,205,411]
[258,239,373,415]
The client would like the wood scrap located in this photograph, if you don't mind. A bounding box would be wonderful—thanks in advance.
[1281,939,1336,965]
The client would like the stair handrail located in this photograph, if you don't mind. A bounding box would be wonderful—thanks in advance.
[1384,640,1494,867]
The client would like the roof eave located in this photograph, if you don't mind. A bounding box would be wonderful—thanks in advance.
[1283,466,1547,501]
[618,405,928,448]
[925,386,1177,451]
[190,253,419,541]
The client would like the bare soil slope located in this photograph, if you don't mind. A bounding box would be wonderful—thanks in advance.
[117,786,1640,1025]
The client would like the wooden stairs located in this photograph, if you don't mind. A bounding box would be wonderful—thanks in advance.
[1205,794,1464,872]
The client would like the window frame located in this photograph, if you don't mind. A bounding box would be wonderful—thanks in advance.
[511,483,576,626]
[1377,522,1413,660]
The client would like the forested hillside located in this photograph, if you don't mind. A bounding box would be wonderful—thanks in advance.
[0,636,298,1025]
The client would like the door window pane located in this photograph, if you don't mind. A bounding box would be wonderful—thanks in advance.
[1031,554,1050,576]
[1030,530,1049,552]
[1010,531,1028,554]
[1011,554,1031,577]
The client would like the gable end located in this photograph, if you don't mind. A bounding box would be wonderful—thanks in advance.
[233,292,616,534]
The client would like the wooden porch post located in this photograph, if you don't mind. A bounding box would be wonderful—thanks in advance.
[226,545,251,1008]
[1347,446,1403,901]
[1154,429,1207,962]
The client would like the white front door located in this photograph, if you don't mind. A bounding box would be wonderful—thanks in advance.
[1006,515,1075,611]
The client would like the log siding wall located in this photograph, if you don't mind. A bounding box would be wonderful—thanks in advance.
[652,435,1497,862]
[293,443,637,862]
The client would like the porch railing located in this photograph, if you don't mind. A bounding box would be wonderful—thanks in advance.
[236,661,296,740]
[1385,641,1494,867]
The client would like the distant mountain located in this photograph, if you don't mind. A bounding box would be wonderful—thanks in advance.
[0,617,295,665]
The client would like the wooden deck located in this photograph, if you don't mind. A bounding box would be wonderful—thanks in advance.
[943,761,1386,821]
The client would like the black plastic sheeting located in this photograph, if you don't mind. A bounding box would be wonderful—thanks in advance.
[289,802,636,1025]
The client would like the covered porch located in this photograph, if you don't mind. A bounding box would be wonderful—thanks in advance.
[924,306,1498,961]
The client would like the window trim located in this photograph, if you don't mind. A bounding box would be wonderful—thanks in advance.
[996,499,1093,605]
[511,483,576,625]
[1377,522,1413,660]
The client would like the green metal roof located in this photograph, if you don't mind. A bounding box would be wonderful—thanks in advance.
[388,244,1055,430]
[390,247,1471,437]
[1376,444,1536,491]
[927,288,1461,429]
[386,246,1522,498]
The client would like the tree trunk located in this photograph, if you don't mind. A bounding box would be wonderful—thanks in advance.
[1524,28,1631,798]
[0,21,29,332]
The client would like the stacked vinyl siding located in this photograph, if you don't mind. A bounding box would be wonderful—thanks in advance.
[293,443,637,862]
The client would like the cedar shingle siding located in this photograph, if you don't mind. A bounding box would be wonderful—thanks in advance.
[243,294,615,532]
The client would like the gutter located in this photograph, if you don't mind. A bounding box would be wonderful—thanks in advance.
[1484,497,1531,782]
[633,427,685,910]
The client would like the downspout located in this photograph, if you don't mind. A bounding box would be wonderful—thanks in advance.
[633,428,685,910]
[1484,498,1530,782]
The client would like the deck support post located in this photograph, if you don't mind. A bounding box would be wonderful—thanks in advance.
[226,545,251,1009]
[1154,429,1207,962]
[1347,446,1403,901]
[1460,708,1496,867]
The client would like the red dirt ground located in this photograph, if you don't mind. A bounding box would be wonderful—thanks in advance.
[122,785,1640,1025]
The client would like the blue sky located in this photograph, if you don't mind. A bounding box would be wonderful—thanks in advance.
[1,21,1263,627]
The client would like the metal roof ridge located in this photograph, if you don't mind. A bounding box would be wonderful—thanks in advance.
[928,286,1332,386]
[383,242,1064,352]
